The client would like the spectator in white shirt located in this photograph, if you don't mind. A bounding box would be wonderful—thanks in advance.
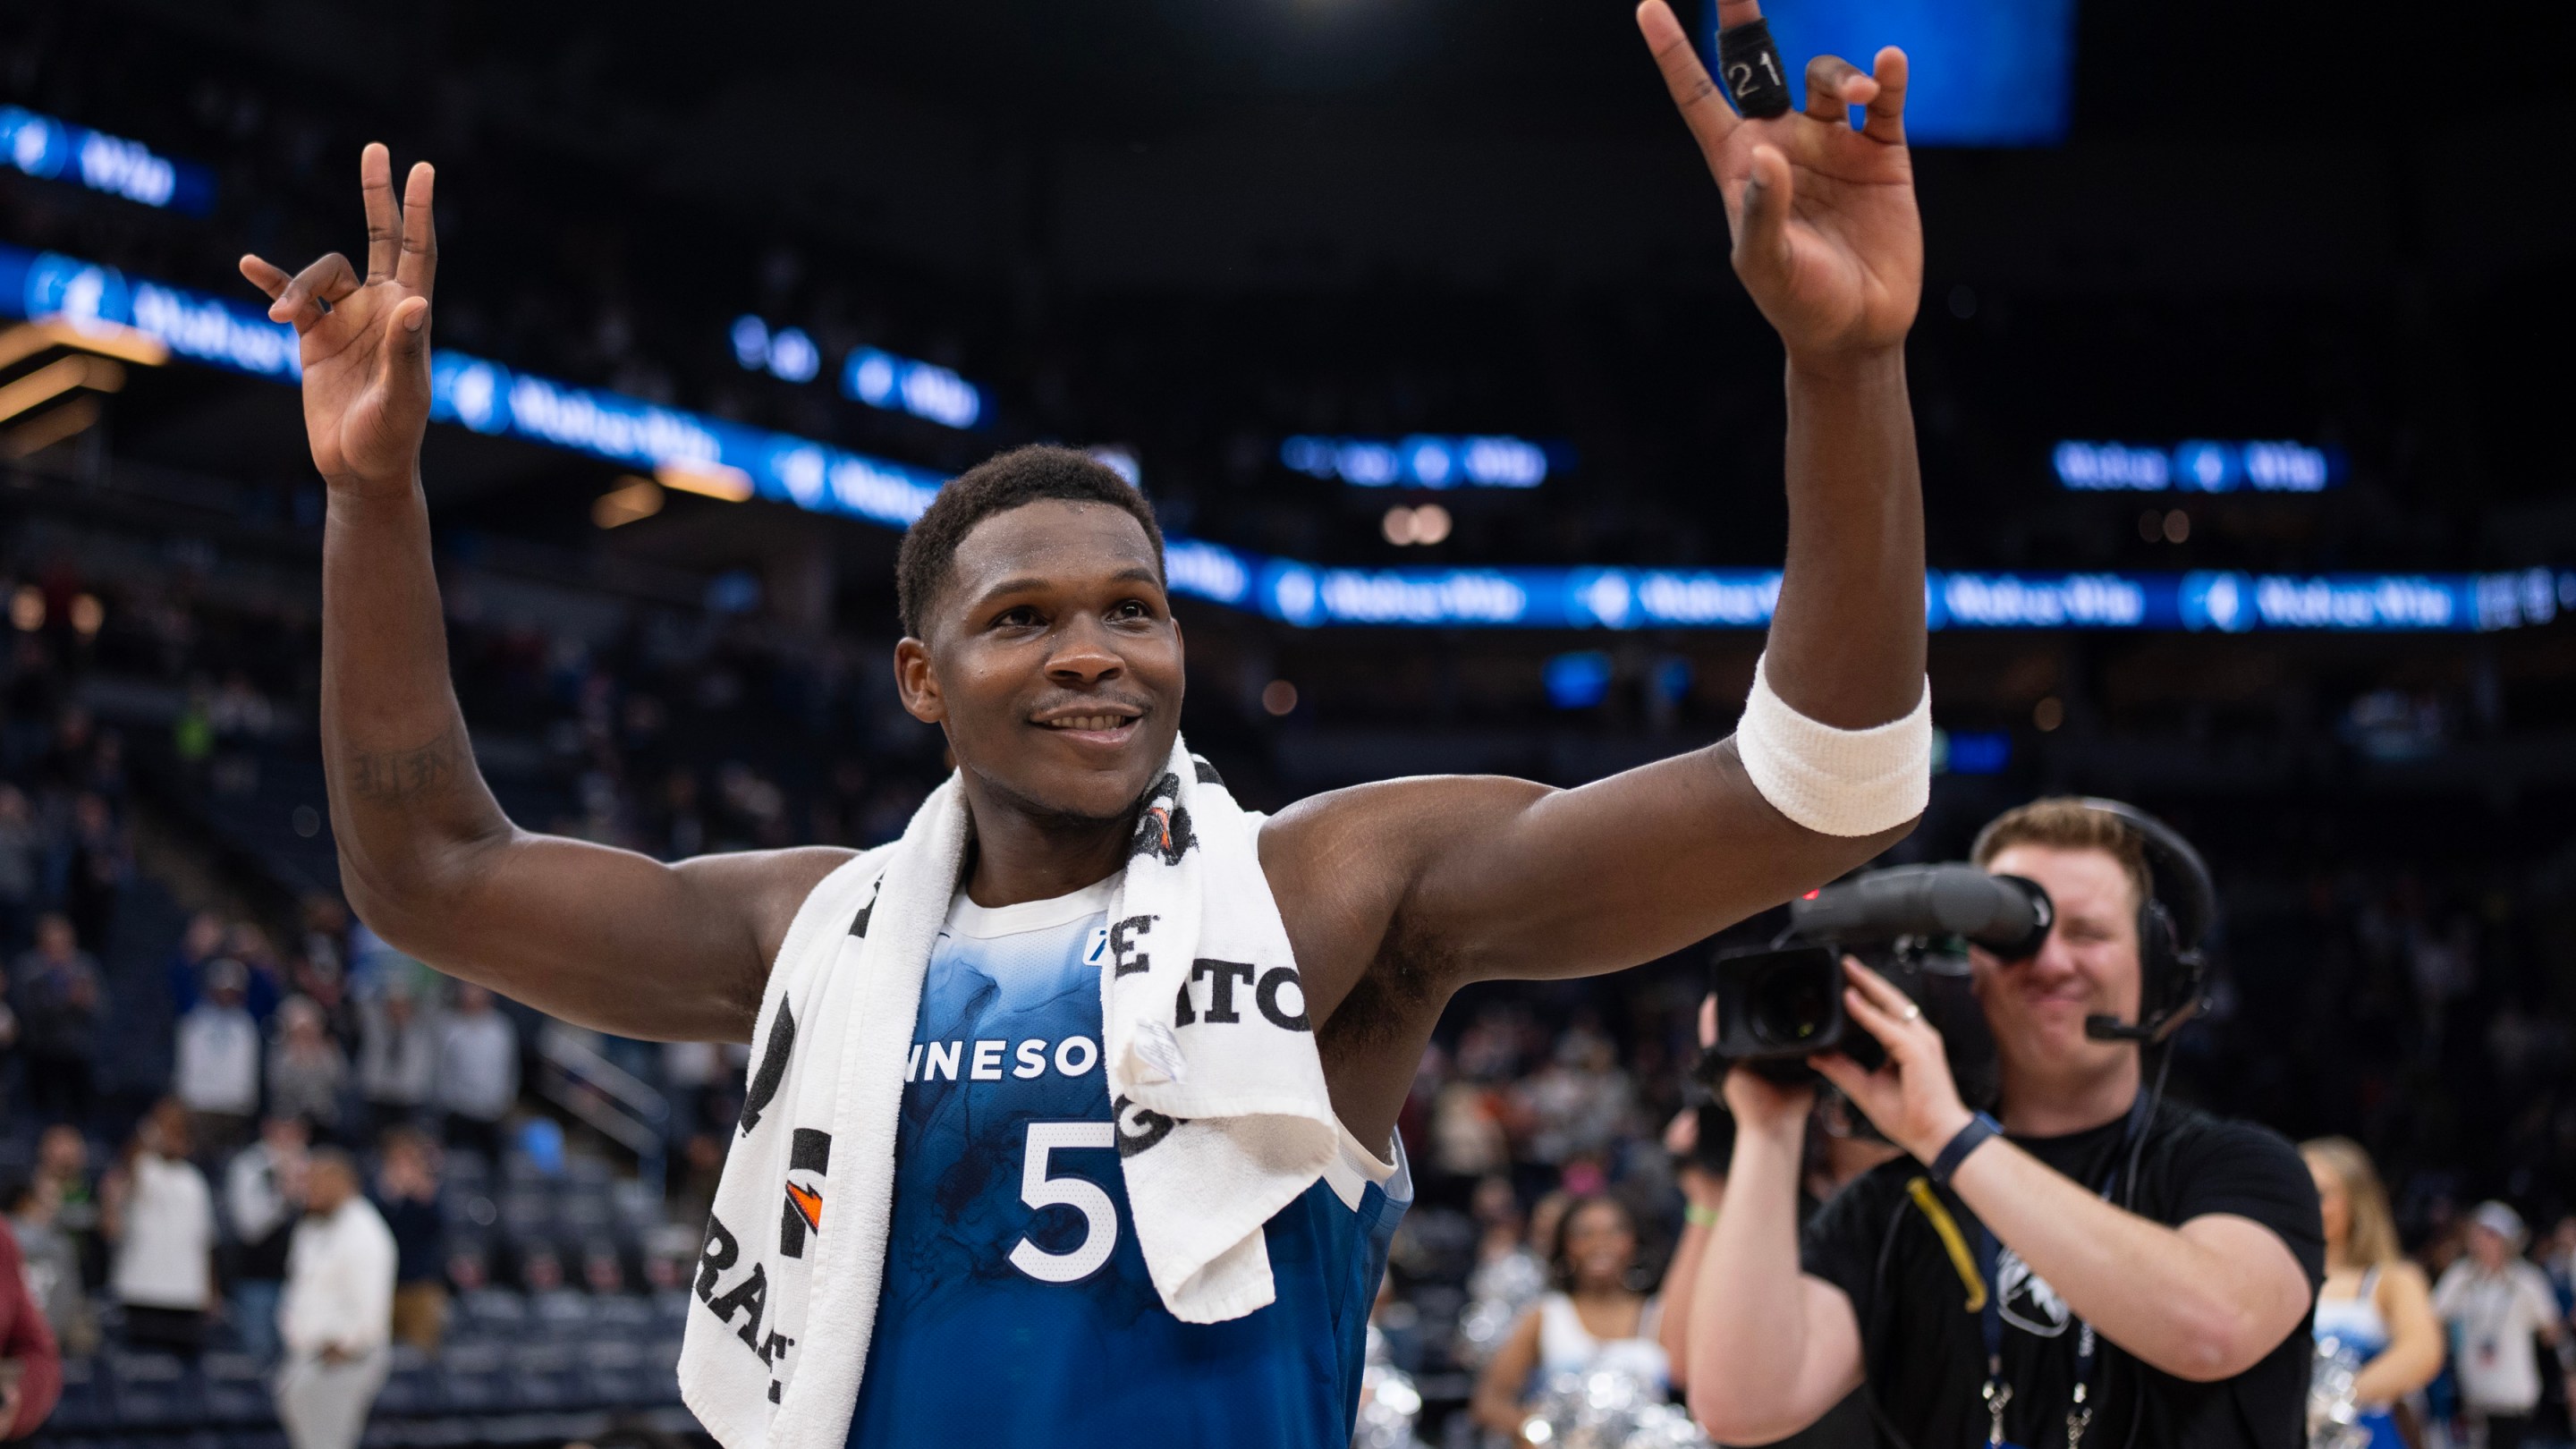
[102,1100,216,1355]
[2433,1200,2574,1449]
[435,985,518,1159]
[174,962,261,1155]
[222,1116,308,1365]
[275,1149,395,1449]
[355,983,436,1132]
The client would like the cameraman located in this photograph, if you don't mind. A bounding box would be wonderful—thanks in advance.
[1683,799,2323,1448]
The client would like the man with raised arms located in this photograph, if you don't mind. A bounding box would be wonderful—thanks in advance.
[240,4,1928,1444]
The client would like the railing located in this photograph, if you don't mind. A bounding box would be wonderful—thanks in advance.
[535,1022,671,1197]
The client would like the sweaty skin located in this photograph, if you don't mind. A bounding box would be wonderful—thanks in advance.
[239,0,1928,1157]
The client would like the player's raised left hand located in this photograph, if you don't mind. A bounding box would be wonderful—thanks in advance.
[238,142,436,492]
[1636,0,1920,361]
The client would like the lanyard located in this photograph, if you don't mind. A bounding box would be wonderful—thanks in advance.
[1970,1094,2151,1449]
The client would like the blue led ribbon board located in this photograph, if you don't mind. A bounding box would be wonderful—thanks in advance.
[0,107,216,214]
[1697,0,2075,147]
[1281,435,1555,489]
[2055,440,2341,493]
[5,243,2561,636]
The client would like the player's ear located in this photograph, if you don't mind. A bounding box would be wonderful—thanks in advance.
[894,638,945,724]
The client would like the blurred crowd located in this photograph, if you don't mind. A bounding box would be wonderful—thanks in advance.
[0,510,2570,1444]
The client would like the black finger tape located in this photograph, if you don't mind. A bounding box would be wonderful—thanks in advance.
[1716,18,1793,119]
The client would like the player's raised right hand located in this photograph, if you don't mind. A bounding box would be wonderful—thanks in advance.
[240,143,436,491]
[1635,0,1919,362]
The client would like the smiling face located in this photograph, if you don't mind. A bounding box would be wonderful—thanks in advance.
[1971,843,2145,1106]
[1558,1199,1638,1293]
[896,498,1183,826]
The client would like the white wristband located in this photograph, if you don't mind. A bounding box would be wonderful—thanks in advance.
[1734,653,1931,837]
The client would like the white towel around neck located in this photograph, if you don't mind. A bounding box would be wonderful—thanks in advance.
[677,737,1341,1449]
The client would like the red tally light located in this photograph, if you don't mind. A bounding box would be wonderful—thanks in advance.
[1802,890,1821,900]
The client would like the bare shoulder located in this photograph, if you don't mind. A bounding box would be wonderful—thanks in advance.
[1258,775,1553,912]
[1258,775,1553,1017]
[1261,774,1554,869]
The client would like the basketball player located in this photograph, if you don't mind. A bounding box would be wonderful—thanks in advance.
[239,2,1924,1441]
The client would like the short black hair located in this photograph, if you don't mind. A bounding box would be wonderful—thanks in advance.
[895,445,1164,639]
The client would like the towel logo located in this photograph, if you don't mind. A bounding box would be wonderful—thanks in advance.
[1173,959,1310,1033]
[848,877,881,938]
[695,1213,788,1362]
[1114,1094,1182,1156]
[1128,773,1196,865]
[779,1128,832,1259]
[738,998,797,1137]
[1108,914,1158,979]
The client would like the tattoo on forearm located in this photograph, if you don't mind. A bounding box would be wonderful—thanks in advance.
[347,727,465,803]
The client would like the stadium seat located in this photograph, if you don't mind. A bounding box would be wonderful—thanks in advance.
[510,1344,582,1412]
[609,1182,664,1236]
[649,1287,691,1331]
[588,1292,655,1339]
[529,1289,595,1339]
[577,1340,651,1409]
[642,1340,686,1406]
[371,1345,439,1419]
[366,1415,479,1449]
[435,1343,513,1416]
[49,1355,114,1434]
[199,1352,276,1427]
[497,1189,557,1241]
[456,1287,529,1340]
[559,1191,615,1241]
[104,1351,205,1429]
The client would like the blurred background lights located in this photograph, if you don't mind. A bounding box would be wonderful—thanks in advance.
[1381,503,1452,547]
[592,477,665,529]
[1544,651,1614,710]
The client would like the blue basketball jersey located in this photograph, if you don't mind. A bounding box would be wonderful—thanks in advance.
[846,877,1411,1448]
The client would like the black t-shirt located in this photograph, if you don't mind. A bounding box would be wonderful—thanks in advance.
[1800,1100,2324,1449]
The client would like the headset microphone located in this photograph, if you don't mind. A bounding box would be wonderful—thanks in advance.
[2083,1004,2202,1044]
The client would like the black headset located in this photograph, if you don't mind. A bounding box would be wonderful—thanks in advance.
[1970,797,2216,1047]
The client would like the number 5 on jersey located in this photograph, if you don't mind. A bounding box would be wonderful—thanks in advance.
[1009,1121,1118,1284]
